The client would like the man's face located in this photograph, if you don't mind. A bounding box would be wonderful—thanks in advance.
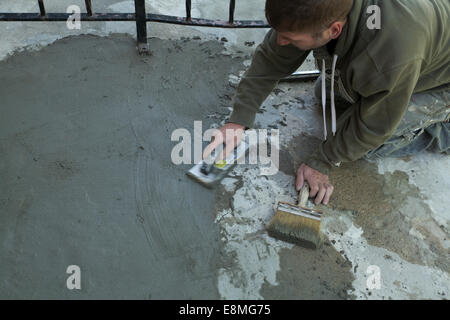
[276,30,330,50]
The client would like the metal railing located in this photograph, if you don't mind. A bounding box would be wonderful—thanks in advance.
[0,0,269,53]
[0,0,319,80]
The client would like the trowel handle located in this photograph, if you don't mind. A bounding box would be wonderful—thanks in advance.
[298,181,310,207]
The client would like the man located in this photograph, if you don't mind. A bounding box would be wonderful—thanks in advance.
[203,0,450,205]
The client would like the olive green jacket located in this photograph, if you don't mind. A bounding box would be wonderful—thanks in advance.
[227,0,450,174]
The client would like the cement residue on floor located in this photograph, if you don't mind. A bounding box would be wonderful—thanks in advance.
[326,159,449,272]
[213,111,357,299]
[321,211,449,299]
[214,146,449,299]
[214,164,356,299]
[1,21,449,299]
[213,79,449,299]
[0,33,246,299]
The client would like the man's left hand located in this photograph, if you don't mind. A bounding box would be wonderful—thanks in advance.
[296,163,334,205]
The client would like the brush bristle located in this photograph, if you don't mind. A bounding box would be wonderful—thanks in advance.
[267,210,323,249]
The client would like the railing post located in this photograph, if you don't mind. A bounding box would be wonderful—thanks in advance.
[185,0,191,21]
[229,0,235,24]
[38,0,46,17]
[134,0,149,54]
[85,0,93,16]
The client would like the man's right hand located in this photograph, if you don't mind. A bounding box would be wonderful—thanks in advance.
[202,123,245,161]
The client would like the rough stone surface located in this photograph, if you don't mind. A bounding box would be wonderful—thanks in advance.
[0,0,449,300]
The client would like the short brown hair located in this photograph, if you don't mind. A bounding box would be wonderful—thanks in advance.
[265,0,353,34]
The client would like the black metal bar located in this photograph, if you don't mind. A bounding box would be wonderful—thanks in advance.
[0,12,269,28]
[0,13,133,21]
[85,0,93,16]
[229,0,235,24]
[185,0,191,21]
[134,0,148,54]
[38,0,46,17]
[0,5,314,76]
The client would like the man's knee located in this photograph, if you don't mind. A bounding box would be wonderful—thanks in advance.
[394,87,449,137]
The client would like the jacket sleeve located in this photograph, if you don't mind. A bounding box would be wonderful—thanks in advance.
[227,28,310,129]
[305,60,423,174]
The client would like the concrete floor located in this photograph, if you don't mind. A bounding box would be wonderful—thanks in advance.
[0,0,449,300]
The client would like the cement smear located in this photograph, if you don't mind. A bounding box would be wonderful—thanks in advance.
[213,81,449,299]
[328,159,449,272]
[213,101,356,300]
[1,31,448,300]
[0,33,244,299]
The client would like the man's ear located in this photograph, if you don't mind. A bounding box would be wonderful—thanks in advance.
[329,20,345,39]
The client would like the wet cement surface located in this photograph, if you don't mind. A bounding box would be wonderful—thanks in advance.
[0,34,244,299]
[212,132,357,299]
[211,82,449,299]
[258,133,355,299]
[328,160,449,272]
[1,33,449,299]
[287,132,449,273]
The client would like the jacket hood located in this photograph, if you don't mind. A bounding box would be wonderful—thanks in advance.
[334,0,366,59]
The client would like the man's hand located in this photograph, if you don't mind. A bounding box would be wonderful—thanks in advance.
[296,163,334,205]
[202,123,245,161]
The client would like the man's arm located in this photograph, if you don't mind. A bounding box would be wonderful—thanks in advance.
[227,28,310,129]
[203,29,309,162]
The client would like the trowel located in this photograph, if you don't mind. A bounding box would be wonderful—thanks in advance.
[186,140,249,188]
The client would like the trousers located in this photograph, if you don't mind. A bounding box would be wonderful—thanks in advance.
[314,76,450,159]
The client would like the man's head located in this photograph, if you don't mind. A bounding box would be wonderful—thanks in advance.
[265,0,353,50]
